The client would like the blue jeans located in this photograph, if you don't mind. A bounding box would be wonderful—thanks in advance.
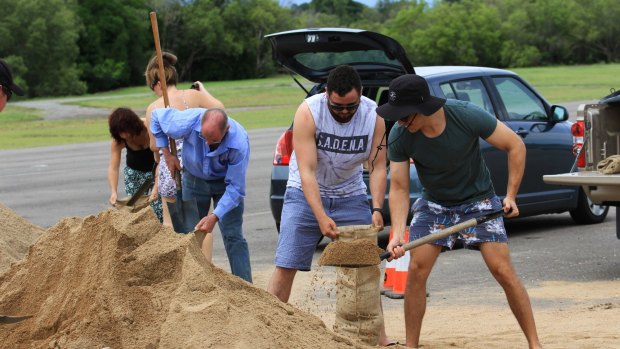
[183,171,252,283]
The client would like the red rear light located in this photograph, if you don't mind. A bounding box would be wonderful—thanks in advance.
[571,119,585,168]
[273,129,293,166]
[571,121,584,137]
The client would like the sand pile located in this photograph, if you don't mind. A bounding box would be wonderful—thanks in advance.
[319,239,383,267]
[0,208,377,349]
[0,203,43,273]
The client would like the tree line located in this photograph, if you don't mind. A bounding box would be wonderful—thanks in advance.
[0,0,618,97]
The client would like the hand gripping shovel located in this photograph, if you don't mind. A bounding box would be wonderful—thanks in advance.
[150,12,200,234]
[319,209,505,268]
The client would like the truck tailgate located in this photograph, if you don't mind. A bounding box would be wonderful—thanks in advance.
[544,171,620,204]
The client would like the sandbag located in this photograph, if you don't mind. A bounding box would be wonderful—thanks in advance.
[597,155,620,174]
[333,225,383,345]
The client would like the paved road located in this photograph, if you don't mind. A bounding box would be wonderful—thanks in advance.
[1,127,618,295]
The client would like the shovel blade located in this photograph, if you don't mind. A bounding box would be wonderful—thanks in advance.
[167,188,200,234]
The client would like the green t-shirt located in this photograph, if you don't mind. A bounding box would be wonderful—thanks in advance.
[387,99,497,205]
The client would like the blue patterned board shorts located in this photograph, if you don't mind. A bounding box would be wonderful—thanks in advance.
[275,187,372,271]
[124,166,163,223]
[158,139,183,199]
[409,196,507,250]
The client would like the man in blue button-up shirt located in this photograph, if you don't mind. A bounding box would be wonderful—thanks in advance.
[151,107,252,283]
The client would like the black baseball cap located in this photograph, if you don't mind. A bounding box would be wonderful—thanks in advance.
[376,74,445,121]
[0,59,24,96]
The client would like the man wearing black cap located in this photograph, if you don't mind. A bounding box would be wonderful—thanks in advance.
[379,74,541,349]
[0,59,25,112]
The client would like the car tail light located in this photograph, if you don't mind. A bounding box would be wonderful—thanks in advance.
[273,129,293,166]
[571,119,585,168]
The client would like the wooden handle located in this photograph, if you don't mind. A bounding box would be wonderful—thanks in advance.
[149,12,170,108]
[380,210,504,260]
[150,12,181,187]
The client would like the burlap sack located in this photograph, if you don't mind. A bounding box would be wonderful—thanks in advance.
[333,225,383,345]
[597,155,620,174]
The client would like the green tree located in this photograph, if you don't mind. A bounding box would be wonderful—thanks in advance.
[177,0,293,80]
[308,0,365,25]
[76,0,152,92]
[496,0,581,67]
[386,0,502,67]
[0,0,86,97]
[573,0,620,63]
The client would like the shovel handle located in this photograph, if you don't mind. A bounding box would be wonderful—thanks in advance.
[150,12,181,187]
[380,209,505,261]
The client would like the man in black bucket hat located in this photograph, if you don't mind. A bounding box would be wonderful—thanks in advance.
[379,74,542,349]
[0,59,24,112]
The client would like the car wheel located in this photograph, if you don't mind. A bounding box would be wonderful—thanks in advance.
[569,188,609,224]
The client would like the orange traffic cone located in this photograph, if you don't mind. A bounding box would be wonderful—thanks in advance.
[385,228,409,299]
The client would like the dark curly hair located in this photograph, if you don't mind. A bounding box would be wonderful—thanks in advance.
[326,65,362,97]
[108,107,145,144]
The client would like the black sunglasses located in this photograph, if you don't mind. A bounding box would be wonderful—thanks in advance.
[1,85,12,101]
[328,101,360,112]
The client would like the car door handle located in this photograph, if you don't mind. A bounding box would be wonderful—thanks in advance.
[515,129,529,137]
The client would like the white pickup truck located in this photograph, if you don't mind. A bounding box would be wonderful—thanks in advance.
[544,99,620,239]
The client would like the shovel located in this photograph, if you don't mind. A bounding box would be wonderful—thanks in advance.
[319,209,505,268]
[114,175,154,213]
[150,12,200,234]
[0,315,32,324]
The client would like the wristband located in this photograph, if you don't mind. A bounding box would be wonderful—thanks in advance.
[372,207,382,213]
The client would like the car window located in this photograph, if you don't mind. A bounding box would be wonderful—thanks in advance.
[294,51,401,71]
[440,79,495,116]
[492,77,547,121]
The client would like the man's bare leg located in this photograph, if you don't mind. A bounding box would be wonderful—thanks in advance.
[479,242,542,349]
[267,266,297,303]
[404,244,442,348]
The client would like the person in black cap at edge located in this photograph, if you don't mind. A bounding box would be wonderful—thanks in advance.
[378,74,542,349]
[0,59,24,112]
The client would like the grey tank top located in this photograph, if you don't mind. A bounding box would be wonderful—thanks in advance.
[287,93,377,198]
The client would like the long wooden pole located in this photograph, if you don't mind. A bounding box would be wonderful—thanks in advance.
[149,12,180,187]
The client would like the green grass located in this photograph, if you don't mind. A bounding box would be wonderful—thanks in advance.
[67,75,311,110]
[0,116,110,149]
[2,64,619,150]
[1,106,43,123]
[511,63,619,103]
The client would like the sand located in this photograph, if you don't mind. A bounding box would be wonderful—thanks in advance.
[1,204,619,348]
[0,207,376,349]
[319,239,383,267]
[270,269,620,349]
[0,203,43,274]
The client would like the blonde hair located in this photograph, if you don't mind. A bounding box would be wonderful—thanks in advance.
[145,51,178,89]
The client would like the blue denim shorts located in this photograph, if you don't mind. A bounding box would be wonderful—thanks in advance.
[275,187,372,271]
[409,196,507,250]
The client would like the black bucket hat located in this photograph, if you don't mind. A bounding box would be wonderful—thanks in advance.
[0,59,24,97]
[376,74,445,121]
